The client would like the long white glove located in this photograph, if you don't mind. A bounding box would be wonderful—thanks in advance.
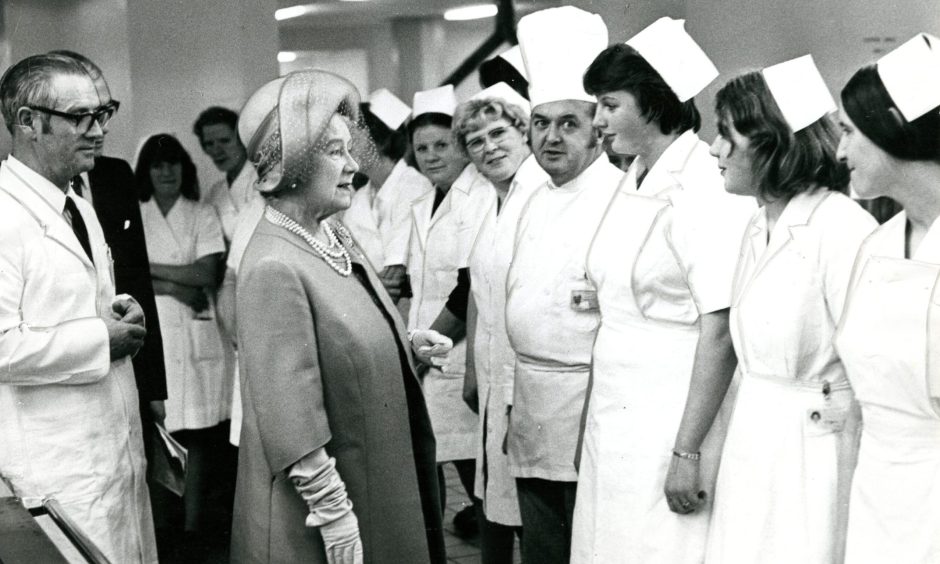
[410,329,453,367]
[289,450,363,564]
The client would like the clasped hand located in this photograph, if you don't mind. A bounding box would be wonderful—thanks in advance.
[104,294,146,361]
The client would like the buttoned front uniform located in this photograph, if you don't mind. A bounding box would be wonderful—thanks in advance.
[468,155,548,525]
[408,164,494,462]
[343,159,433,270]
[705,190,876,564]
[570,132,753,564]
[140,198,229,432]
[504,155,623,482]
[835,211,940,563]
[0,157,157,563]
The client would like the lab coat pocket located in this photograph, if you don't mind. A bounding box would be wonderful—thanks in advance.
[189,318,224,362]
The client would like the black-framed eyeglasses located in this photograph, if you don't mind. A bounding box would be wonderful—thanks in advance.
[28,100,120,133]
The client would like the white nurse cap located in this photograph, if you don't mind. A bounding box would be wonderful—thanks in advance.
[470,82,531,115]
[877,33,940,122]
[497,45,528,80]
[517,6,608,108]
[626,17,717,102]
[368,88,411,130]
[762,55,836,132]
[412,85,458,118]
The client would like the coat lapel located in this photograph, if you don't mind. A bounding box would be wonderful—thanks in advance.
[411,191,433,253]
[2,164,95,270]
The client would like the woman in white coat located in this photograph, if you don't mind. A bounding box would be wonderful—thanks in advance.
[407,87,494,531]
[455,91,547,563]
[136,134,228,540]
[703,59,876,564]
[570,24,753,564]
[834,35,940,563]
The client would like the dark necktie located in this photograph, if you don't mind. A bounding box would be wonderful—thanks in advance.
[70,175,84,197]
[64,196,94,262]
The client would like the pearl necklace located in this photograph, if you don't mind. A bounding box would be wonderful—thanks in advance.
[265,206,352,276]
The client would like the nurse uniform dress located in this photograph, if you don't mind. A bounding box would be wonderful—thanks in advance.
[705,189,876,563]
[468,155,547,525]
[835,211,940,563]
[570,131,752,564]
[140,197,229,433]
[408,163,494,462]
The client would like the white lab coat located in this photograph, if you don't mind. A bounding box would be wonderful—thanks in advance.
[571,132,752,563]
[505,155,623,482]
[141,198,229,433]
[408,163,493,462]
[835,211,940,563]
[203,163,261,243]
[468,155,547,525]
[705,189,876,564]
[0,157,157,563]
[343,159,433,269]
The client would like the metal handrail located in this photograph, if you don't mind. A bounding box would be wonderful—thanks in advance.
[27,498,113,564]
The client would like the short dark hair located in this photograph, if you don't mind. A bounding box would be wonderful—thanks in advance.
[715,71,848,200]
[583,43,701,135]
[361,102,407,161]
[479,55,530,101]
[135,134,200,202]
[193,106,240,142]
[408,112,454,144]
[841,64,940,163]
[0,53,89,133]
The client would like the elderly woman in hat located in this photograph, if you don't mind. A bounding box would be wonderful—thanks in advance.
[570,18,753,564]
[833,34,940,563]
[230,70,446,564]
[703,57,876,564]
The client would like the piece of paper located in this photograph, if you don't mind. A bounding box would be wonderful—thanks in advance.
[150,423,187,497]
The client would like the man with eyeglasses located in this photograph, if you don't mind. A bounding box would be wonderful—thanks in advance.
[0,53,158,563]
[50,50,170,470]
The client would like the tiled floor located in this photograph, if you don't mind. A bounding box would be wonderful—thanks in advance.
[440,463,522,564]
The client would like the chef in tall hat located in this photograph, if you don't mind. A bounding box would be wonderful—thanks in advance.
[834,33,940,564]
[569,16,754,564]
[479,45,529,101]
[451,78,548,560]
[501,7,623,563]
[406,83,494,536]
[703,54,876,564]
[342,88,431,301]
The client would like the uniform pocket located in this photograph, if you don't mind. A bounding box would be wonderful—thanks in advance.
[189,319,224,362]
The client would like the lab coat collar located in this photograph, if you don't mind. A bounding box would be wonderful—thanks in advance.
[745,188,833,284]
[908,211,940,263]
[1,156,95,268]
[374,159,410,206]
[410,163,484,251]
[547,151,614,193]
[634,130,701,198]
[506,154,547,205]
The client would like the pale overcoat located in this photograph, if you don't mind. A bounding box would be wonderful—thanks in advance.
[232,217,445,564]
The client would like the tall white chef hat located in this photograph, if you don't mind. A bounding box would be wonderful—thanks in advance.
[762,55,836,132]
[625,17,718,102]
[470,82,531,115]
[412,84,458,118]
[368,88,411,130]
[517,6,608,108]
[877,33,940,121]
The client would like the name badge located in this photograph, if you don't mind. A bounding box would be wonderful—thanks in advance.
[571,289,599,312]
[807,406,848,433]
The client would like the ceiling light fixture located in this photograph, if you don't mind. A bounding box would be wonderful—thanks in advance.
[278,51,298,63]
[444,4,498,21]
[275,4,314,21]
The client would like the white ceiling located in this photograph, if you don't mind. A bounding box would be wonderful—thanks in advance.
[275,0,556,28]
